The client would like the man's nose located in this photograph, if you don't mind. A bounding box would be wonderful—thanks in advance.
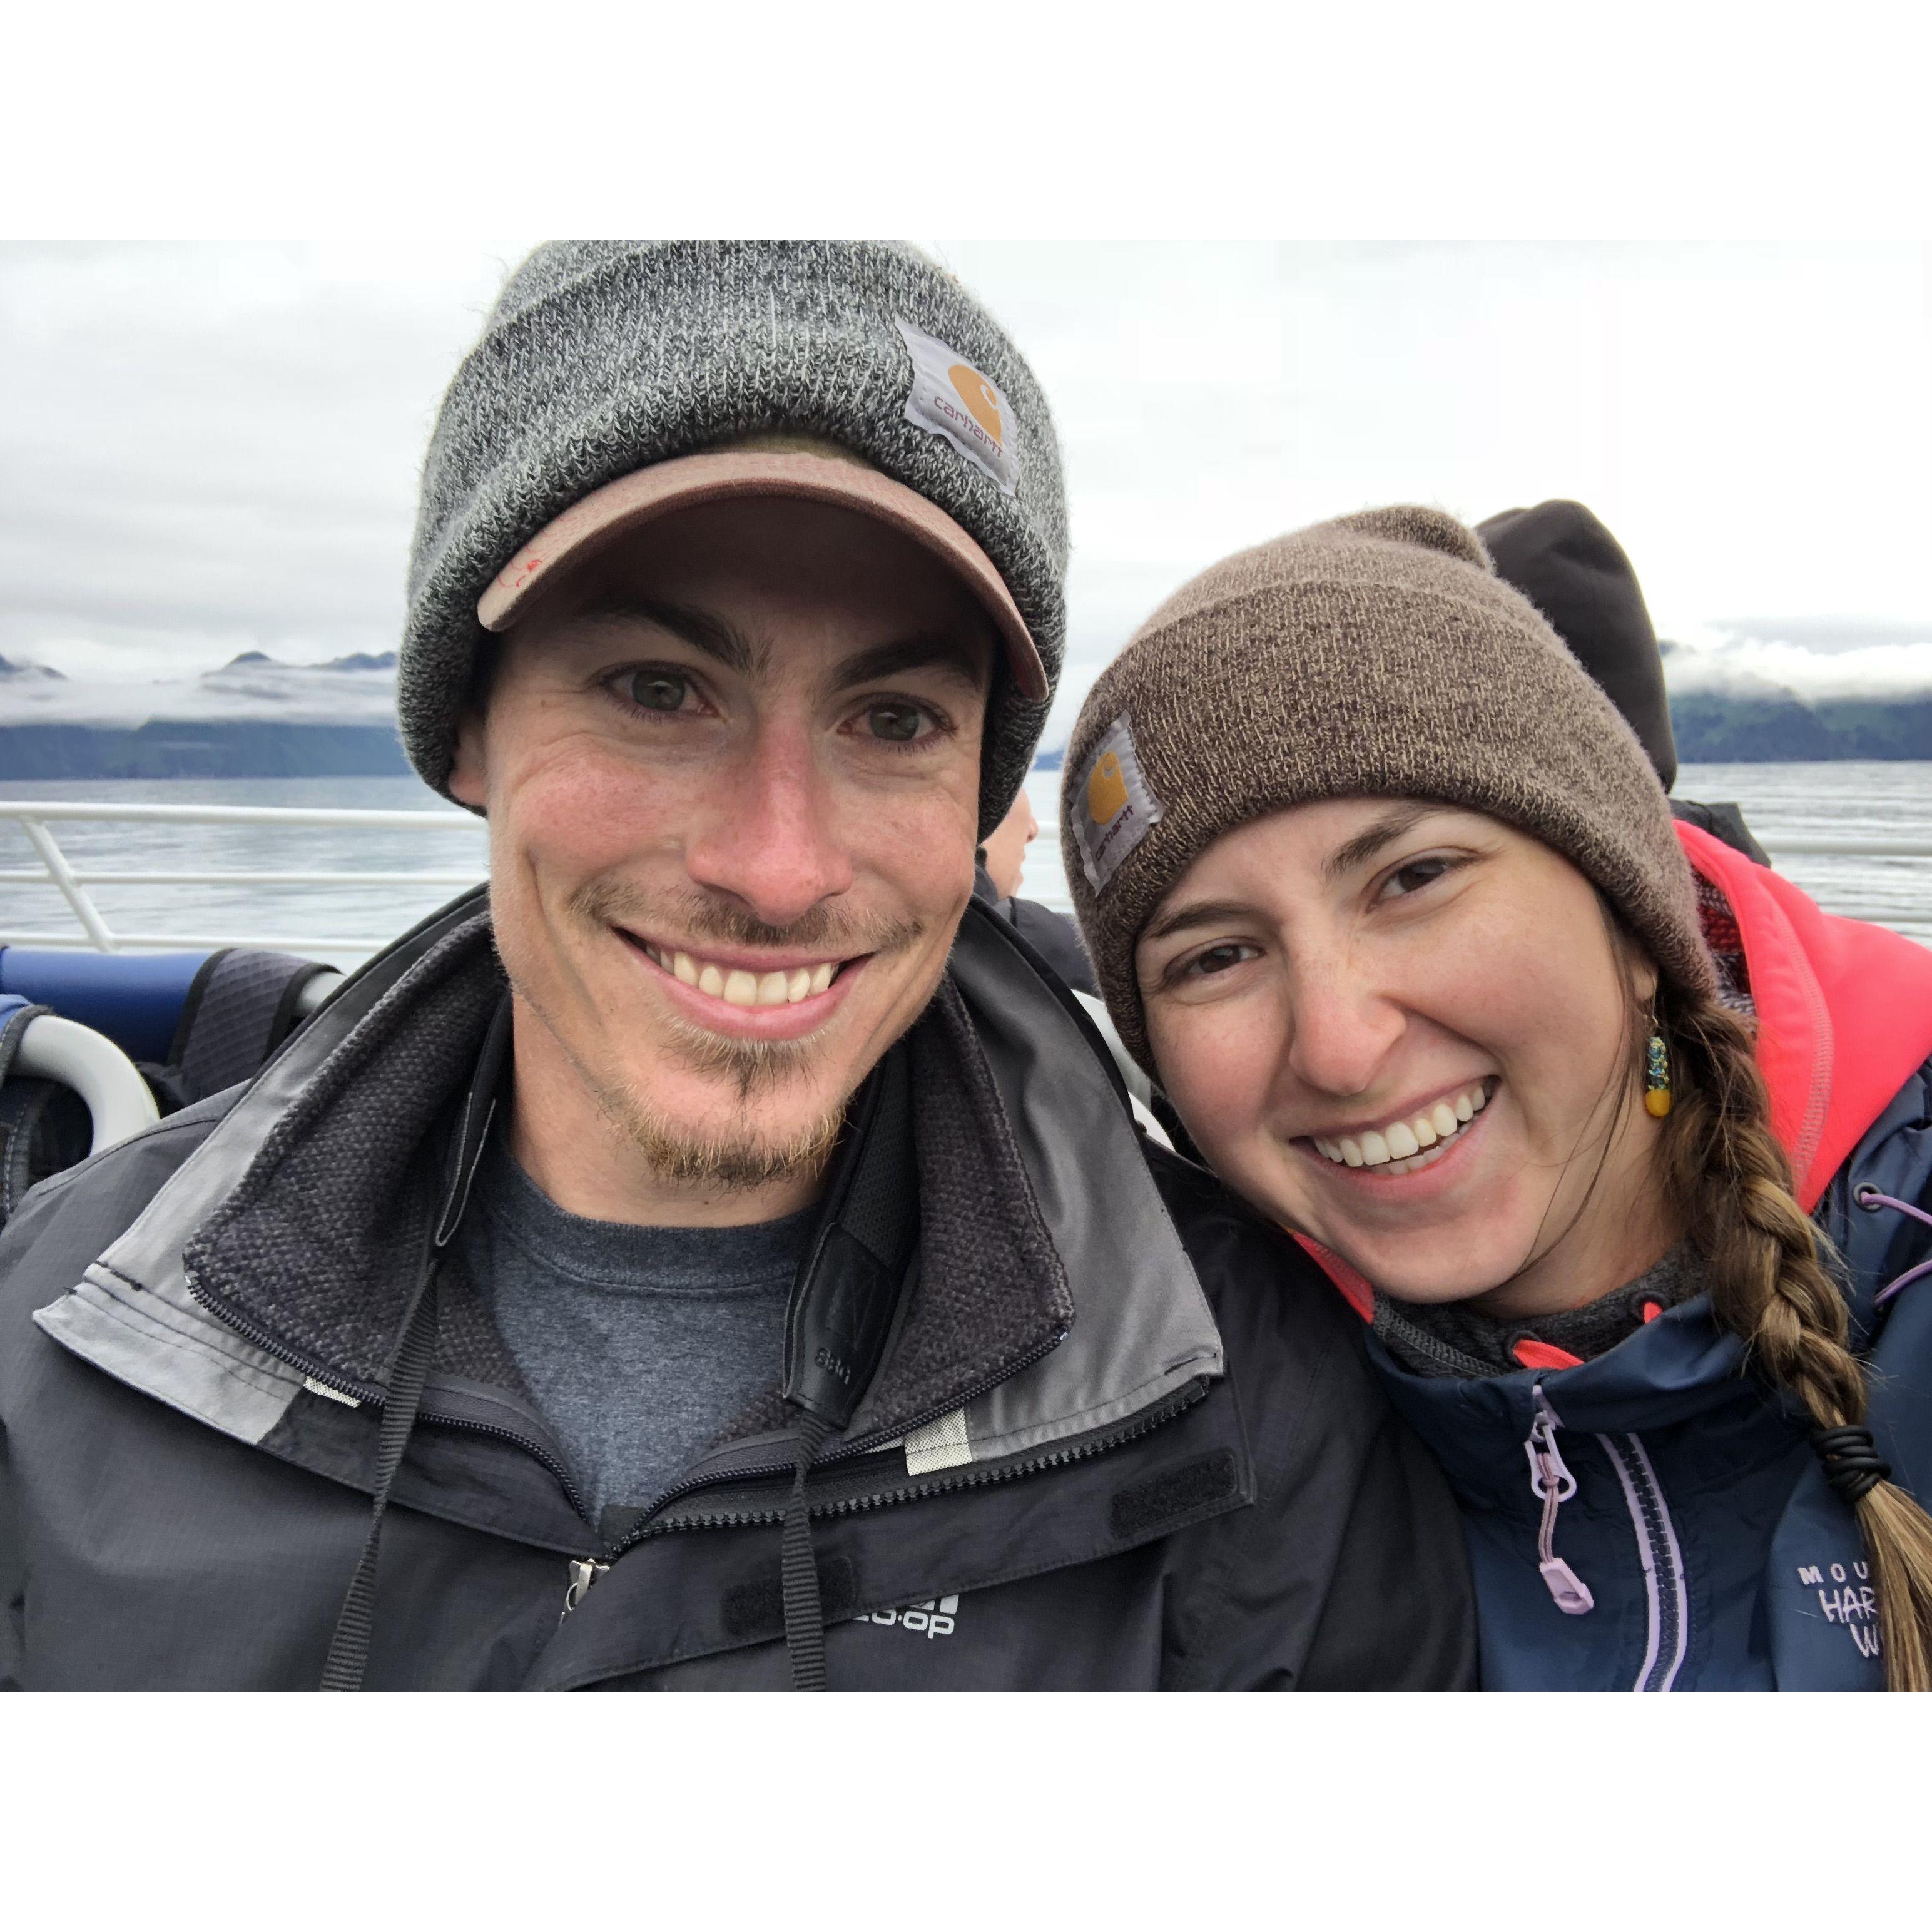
[1279,955,1407,1101]
[683,724,855,927]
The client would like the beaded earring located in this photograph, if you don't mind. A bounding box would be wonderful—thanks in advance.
[1644,1026,1672,1118]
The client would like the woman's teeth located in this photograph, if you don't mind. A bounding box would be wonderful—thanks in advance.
[642,944,838,1007]
[1313,1082,1490,1173]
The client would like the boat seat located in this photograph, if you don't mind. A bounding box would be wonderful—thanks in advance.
[0,948,337,1227]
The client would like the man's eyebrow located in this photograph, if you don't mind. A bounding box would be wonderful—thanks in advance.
[830,633,992,696]
[1141,898,1257,947]
[567,594,763,677]
[1323,803,1444,882]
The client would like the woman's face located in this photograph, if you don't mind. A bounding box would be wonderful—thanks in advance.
[1137,798,1671,1317]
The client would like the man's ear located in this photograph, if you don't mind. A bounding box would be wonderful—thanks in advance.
[447,707,489,810]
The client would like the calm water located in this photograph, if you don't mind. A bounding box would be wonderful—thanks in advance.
[2,762,1928,963]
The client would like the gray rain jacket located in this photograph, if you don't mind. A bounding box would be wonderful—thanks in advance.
[0,893,1475,1689]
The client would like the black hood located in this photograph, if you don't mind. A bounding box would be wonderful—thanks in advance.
[1478,498,1677,791]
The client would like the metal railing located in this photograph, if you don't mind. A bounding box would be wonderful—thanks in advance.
[0,800,487,955]
[1,800,1928,962]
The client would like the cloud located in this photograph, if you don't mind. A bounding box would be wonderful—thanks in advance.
[0,656,399,725]
[1664,633,1932,700]
[1706,615,1932,653]
[0,240,529,681]
[6,239,1931,719]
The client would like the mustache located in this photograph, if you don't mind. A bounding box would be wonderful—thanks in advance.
[566,878,927,960]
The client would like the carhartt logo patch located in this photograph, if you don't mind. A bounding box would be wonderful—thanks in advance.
[1070,713,1162,894]
[896,318,1019,497]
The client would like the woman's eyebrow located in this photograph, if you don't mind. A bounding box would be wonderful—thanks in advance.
[1323,803,1444,881]
[1142,898,1255,945]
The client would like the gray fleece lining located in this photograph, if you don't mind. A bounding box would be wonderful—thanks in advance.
[1373,1243,1707,1380]
[706,979,1075,1452]
[56,893,1220,1485]
[181,915,527,1394]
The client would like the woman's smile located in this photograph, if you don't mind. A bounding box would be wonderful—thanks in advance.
[1298,1075,1498,1176]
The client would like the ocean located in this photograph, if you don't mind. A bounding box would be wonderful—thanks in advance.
[2,762,1928,965]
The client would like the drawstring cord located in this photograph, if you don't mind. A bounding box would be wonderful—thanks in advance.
[1854,1186,1932,1309]
[780,1412,833,1691]
[320,1226,441,1692]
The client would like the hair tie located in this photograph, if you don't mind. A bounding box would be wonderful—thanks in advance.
[1811,1425,1892,1505]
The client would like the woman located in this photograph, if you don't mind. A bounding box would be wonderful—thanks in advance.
[1062,506,1932,1689]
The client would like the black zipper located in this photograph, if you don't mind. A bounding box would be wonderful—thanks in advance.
[619,1376,1208,1543]
[184,1263,596,1523]
[593,1324,1074,1566]
[186,1265,1079,1554]
[189,1279,1210,1594]
[185,1264,389,1408]
[1597,1430,1689,1692]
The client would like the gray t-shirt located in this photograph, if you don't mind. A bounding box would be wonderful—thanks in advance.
[459,1133,810,1531]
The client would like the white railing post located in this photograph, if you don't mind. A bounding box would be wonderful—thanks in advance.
[17,816,119,953]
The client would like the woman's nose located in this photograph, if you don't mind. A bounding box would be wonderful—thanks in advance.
[1280,962,1408,1100]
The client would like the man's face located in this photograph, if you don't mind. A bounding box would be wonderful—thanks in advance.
[449,495,995,1189]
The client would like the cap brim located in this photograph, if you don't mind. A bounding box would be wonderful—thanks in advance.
[475,449,1049,703]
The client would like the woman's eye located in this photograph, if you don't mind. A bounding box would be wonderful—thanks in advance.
[864,701,930,743]
[1189,943,1256,978]
[623,669,693,713]
[1379,857,1452,900]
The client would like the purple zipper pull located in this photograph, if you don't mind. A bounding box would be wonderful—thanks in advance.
[1525,1387,1595,1615]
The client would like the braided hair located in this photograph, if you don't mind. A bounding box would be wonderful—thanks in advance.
[1652,979,1932,1690]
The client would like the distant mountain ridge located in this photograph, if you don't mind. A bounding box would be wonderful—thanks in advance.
[0,720,412,780]
[213,649,397,676]
[1667,691,1932,760]
[0,654,67,681]
[3,646,1928,777]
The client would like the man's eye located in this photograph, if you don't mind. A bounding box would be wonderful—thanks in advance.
[865,702,929,743]
[624,670,691,713]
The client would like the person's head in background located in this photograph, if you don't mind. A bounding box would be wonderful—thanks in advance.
[1477,499,1676,790]
[979,788,1040,899]
[1478,498,1771,866]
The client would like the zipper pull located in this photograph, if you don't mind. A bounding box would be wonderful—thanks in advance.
[561,1557,610,1620]
[1524,1388,1594,1615]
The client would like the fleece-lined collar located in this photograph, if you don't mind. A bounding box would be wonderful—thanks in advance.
[44,893,1220,1483]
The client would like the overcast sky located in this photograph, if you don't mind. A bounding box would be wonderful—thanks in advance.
[4,241,1929,744]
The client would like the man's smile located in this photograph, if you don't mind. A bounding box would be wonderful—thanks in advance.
[615,925,871,1037]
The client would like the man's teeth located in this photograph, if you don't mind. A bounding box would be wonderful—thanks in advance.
[645,945,838,1006]
[1313,1083,1490,1170]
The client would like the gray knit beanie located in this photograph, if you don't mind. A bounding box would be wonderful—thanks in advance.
[401,241,1068,834]
[1062,505,1715,1073]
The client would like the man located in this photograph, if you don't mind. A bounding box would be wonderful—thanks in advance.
[972,788,1097,994]
[0,242,1473,1689]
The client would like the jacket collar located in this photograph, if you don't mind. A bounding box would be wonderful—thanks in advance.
[1674,820,1932,1211]
[1371,1298,1764,1514]
[40,893,1222,1485]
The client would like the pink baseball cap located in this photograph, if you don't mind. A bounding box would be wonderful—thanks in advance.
[475,444,1049,701]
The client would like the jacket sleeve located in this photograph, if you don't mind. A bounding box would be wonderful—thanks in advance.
[1152,1181,1478,1690]
[1293,1406,1478,1689]
[0,1101,231,1693]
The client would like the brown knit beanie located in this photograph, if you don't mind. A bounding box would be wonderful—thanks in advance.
[1062,506,1716,1074]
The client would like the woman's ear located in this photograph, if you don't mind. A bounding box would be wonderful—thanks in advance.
[447,708,489,811]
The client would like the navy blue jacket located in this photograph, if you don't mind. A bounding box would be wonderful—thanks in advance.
[1316,823,1932,1689]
